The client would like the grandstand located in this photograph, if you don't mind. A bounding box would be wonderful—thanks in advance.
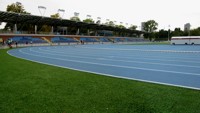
[10,37,47,44]
[51,37,78,43]
[0,11,147,47]
[80,37,98,43]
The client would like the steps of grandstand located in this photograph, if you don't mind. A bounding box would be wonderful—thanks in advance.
[73,38,80,42]
[95,38,100,42]
[42,37,52,44]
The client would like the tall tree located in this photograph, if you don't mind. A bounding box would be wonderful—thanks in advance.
[83,18,94,23]
[172,28,184,36]
[190,27,200,36]
[70,16,81,22]
[50,13,60,19]
[115,25,125,29]
[143,20,158,33]
[6,2,28,14]
[129,25,137,30]
[104,21,115,26]
[38,13,60,33]
[155,29,168,41]
[4,2,31,31]
[143,20,158,40]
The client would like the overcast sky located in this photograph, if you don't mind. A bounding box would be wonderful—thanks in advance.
[0,0,200,30]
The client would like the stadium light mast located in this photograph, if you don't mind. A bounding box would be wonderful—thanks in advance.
[86,15,91,19]
[38,6,46,17]
[74,12,79,17]
[58,9,65,19]
[14,2,22,33]
[74,12,80,35]
[120,22,123,26]
[57,9,65,35]
[37,6,46,34]
[126,23,128,28]
[86,15,92,35]
[106,19,110,26]
[97,17,101,24]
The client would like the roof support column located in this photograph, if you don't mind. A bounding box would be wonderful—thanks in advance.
[66,27,68,35]
[35,25,37,34]
[76,28,79,35]
[51,26,54,34]
[13,24,17,34]
[95,31,97,36]
[87,29,90,36]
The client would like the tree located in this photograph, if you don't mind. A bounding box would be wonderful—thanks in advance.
[104,21,115,26]
[6,3,28,14]
[38,13,60,33]
[172,28,184,36]
[143,20,158,41]
[190,27,200,36]
[83,18,94,23]
[129,25,137,30]
[50,13,60,19]
[155,29,168,41]
[143,20,158,33]
[115,25,125,29]
[4,2,32,31]
[70,16,81,22]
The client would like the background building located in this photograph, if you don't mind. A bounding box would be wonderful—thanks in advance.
[141,22,145,32]
[184,23,191,32]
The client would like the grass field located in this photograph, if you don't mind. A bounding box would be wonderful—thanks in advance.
[0,48,200,113]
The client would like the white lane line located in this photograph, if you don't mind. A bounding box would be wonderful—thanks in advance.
[78,46,200,53]
[37,47,200,64]
[42,46,200,61]
[30,48,200,69]
[7,49,200,91]
[19,48,200,77]
[39,46,200,60]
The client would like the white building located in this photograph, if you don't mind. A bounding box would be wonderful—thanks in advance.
[184,23,191,32]
[141,22,145,32]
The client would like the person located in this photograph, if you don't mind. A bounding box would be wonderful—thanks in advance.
[7,39,12,48]
[30,41,33,46]
[15,41,18,48]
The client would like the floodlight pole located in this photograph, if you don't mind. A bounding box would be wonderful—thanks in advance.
[58,9,65,19]
[57,9,65,34]
[97,17,101,24]
[126,23,128,28]
[86,15,92,35]
[74,12,80,35]
[74,12,79,18]
[14,2,22,33]
[38,6,46,17]
[37,6,46,34]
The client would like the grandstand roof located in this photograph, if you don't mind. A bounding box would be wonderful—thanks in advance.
[0,11,143,34]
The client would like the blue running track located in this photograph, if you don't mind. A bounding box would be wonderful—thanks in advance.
[8,45,200,90]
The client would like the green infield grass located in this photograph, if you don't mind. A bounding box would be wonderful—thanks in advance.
[0,49,200,113]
